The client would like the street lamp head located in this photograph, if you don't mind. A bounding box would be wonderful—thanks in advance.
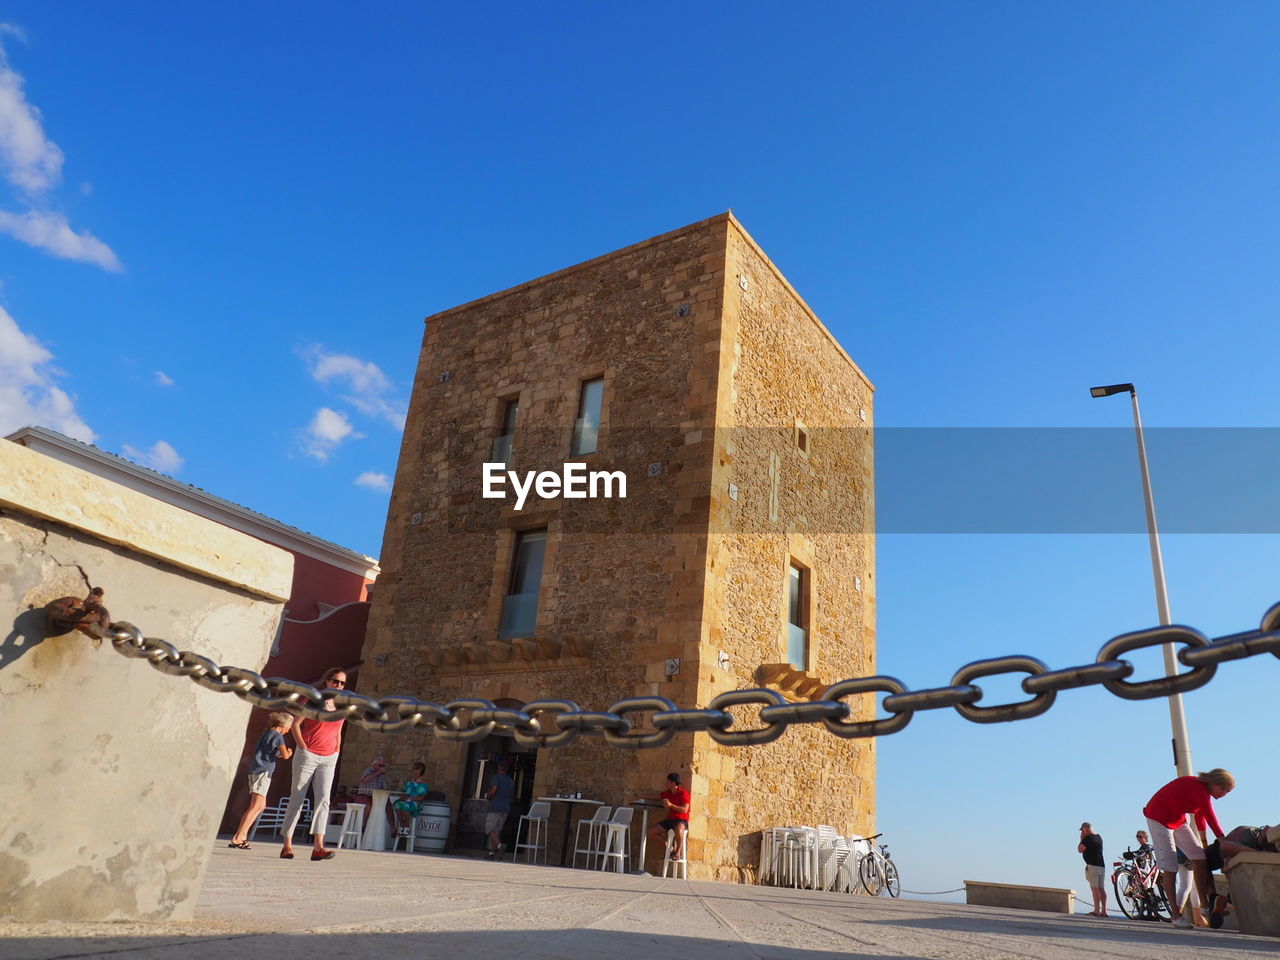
[1090,383,1135,398]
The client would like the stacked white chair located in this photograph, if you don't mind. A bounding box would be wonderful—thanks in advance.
[514,801,551,863]
[596,806,634,873]
[813,825,839,890]
[571,806,614,868]
[846,835,871,894]
[780,826,817,888]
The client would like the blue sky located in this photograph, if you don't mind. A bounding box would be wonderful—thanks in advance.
[2,2,1278,904]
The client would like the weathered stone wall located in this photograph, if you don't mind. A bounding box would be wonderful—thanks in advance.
[349,217,732,860]
[691,220,876,881]
[355,214,876,881]
[0,440,291,920]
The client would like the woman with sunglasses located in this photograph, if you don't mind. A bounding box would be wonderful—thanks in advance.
[279,667,348,861]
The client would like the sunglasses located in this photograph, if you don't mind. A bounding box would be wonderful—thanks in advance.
[329,679,347,687]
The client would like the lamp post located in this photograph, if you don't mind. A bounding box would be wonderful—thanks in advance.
[1089,382,1193,777]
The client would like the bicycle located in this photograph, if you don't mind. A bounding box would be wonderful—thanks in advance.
[857,833,901,897]
[1111,847,1170,922]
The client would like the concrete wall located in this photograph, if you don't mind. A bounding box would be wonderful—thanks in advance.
[966,881,1077,914]
[0,440,292,921]
[1224,851,1280,938]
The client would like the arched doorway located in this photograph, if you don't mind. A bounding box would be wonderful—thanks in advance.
[455,698,538,853]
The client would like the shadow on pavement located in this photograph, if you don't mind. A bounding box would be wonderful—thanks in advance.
[871,911,1275,953]
[1,929,924,960]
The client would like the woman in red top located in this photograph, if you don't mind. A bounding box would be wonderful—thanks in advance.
[1142,768,1234,927]
[279,667,348,861]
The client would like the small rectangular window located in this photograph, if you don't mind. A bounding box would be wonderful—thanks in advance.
[787,562,809,669]
[499,529,546,639]
[571,378,604,456]
[491,398,518,466]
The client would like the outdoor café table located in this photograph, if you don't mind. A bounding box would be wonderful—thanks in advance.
[631,800,665,875]
[536,796,603,866]
[360,789,398,851]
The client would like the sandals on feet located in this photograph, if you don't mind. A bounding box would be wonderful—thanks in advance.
[227,841,251,850]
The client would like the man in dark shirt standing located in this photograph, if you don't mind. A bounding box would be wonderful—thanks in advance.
[1079,822,1108,916]
[485,760,515,860]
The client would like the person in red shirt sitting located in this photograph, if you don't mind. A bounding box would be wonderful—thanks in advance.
[1142,768,1234,928]
[642,772,691,862]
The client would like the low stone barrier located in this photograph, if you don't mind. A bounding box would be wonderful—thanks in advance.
[1224,851,1280,938]
[965,880,1076,913]
[0,439,292,921]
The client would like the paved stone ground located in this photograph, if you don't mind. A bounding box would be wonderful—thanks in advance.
[3,846,1275,959]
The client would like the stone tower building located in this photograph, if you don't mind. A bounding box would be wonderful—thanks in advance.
[350,213,876,881]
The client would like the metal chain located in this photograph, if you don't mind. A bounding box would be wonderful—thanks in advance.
[80,599,1280,749]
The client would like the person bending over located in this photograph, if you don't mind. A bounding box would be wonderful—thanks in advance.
[1141,768,1234,929]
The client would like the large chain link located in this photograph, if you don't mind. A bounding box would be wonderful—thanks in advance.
[82,600,1280,748]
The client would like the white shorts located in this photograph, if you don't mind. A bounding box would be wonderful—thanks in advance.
[1084,863,1105,887]
[248,771,272,796]
[1145,816,1204,872]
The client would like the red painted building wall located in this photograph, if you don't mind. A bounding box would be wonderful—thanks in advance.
[218,558,375,835]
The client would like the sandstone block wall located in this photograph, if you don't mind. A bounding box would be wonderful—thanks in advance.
[349,218,731,859]
[692,220,876,881]
[355,213,875,881]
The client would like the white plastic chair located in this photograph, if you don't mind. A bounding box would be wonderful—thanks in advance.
[597,806,634,873]
[814,825,838,890]
[514,801,551,863]
[781,827,817,888]
[249,797,309,842]
[329,803,365,850]
[393,808,426,853]
[760,826,792,885]
[661,827,688,878]
[571,806,614,869]
[845,835,871,894]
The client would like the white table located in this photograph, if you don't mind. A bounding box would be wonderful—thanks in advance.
[360,789,397,851]
[631,800,664,875]
[536,796,603,866]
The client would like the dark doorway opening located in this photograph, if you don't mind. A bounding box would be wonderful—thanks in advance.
[455,698,537,853]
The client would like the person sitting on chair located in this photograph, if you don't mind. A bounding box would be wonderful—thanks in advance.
[643,772,691,861]
[394,762,429,838]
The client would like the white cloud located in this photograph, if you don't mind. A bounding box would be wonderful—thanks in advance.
[345,393,408,431]
[155,370,174,387]
[354,471,392,492]
[122,439,184,475]
[302,345,406,429]
[301,406,361,462]
[307,349,391,395]
[0,28,121,272]
[0,305,94,441]
[0,26,63,195]
[0,209,122,271]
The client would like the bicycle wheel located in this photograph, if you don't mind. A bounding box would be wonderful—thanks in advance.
[1112,870,1141,920]
[858,854,882,895]
[884,860,901,898]
[1151,884,1172,923]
